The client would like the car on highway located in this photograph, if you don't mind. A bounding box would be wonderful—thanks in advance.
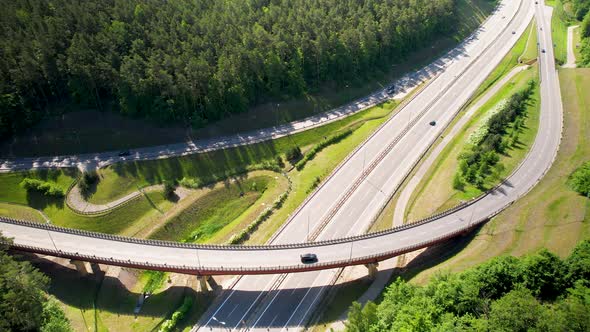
[300,253,318,264]
[386,84,396,95]
[118,150,131,157]
[429,120,436,126]
[512,31,516,34]
[542,49,546,53]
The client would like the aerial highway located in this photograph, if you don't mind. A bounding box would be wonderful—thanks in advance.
[0,0,562,331]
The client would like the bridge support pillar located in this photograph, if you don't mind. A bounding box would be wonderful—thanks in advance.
[197,276,211,292]
[70,259,89,276]
[365,263,379,279]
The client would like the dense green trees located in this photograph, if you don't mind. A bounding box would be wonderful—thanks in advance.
[454,81,535,190]
[0,0,467,140]
[345,240,590,332]
[0,233,72,331]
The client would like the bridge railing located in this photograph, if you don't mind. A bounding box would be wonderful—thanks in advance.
[4,209,502,275]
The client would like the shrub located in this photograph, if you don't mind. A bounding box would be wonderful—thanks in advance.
[452,173,465,191]
[78,171,98,196]
[295,129,353,170]
[20,178,65,197]
[286,146,303,164]
[163,181,175,198]
[276,155,285,168]
[568,161,590,197]
[159,296,193,332]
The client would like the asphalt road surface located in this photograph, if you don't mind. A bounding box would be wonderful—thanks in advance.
[0,0,563,331]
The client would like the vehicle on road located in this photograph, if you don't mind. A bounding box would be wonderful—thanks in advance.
[118,150,131,157]
[542,49,546,53]
[300,253,318,264]
[512,31,516,34]
[429,121,437,126]
[386,84,396,95]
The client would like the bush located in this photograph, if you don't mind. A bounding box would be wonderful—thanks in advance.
[276,155,285,168]
[568,161,590,197]
[452,173,465,191]
[159,296,193,332]
[20,178,65,197]
[78,171,98,196]
[286,146,303,164]
[163,181,175,198]
[295,129,353,170]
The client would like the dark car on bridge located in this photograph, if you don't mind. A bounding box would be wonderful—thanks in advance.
[118,150,131,157]
[300,253,318,264]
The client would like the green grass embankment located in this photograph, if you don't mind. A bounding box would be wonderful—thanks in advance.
[406,66,539,222]
[407,68,590,284]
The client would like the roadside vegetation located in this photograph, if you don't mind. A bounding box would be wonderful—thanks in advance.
[0,233,73,332]
[0,0,497,157]
[548,0,590,66]
[403,67,590,284]
[0,0,461,142]
[406,66,539,221]
[453,80,535,191]
[345,240,590,332]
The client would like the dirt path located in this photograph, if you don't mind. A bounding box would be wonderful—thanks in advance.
[564,25,579,68]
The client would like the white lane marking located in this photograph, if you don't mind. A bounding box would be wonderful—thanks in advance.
[252,279,306,328]
[232,277,280,330]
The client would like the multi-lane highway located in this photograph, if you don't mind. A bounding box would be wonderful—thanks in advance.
[0,0,563,331]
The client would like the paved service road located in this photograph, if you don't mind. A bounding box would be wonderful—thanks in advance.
[0,0,563,331]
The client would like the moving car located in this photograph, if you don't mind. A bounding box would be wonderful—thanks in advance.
[386,84,396,95]
[300,253,318,264]
[429,120,436,126]
[118,150,131,157]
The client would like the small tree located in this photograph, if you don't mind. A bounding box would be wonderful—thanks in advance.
[275,155,285,168]
[163,181,175,199]
[286,146,302,164]
[79,171,98,197]
[452,173,465,191]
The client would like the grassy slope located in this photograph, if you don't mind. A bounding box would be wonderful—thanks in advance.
[0,203,46,223]
[406,66,539,221]
[150,176,269,242]
[407,68,590,284]
[91,99,397,203]
[521,20,539,63]
[549,0,574,65]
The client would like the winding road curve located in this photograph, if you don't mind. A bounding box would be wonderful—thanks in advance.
[0,0,562,330]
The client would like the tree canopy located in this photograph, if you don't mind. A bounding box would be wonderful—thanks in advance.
[345,240,590,332]
[0,233,72,331]
[0,0,465,139]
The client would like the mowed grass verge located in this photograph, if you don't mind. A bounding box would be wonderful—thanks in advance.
[405,66,539,222]
[406,68,590,284]
[150,175,269,243]
[90,100,397,204]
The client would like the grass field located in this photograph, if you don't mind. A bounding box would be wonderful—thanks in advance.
[90,99,397,204]
[405,66,540,221]
[520,20,539,63]
[150,175,269,243]
[405,68,590,284]
[0,203,46,223]
[0,0,497,158]
[548,0,574,65]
